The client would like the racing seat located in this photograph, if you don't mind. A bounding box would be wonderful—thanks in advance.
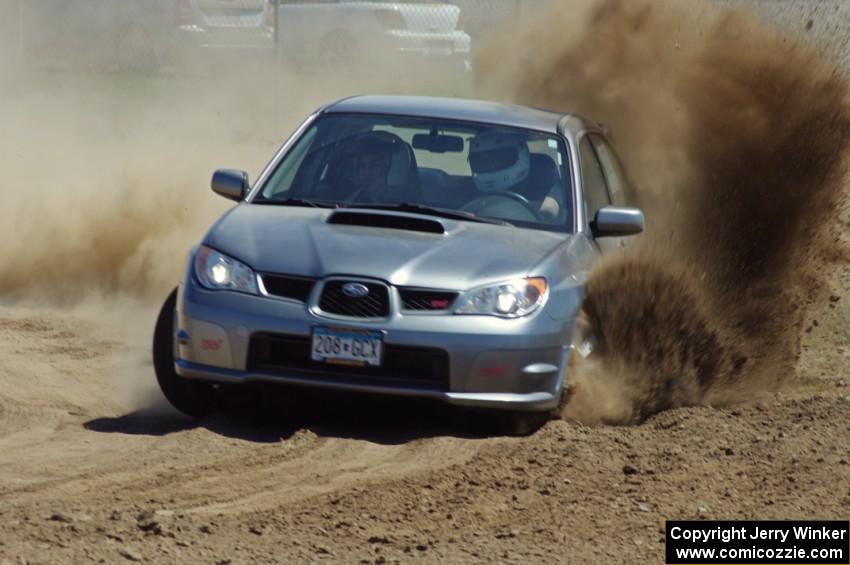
[418,167,453,206]
[518,153,561,202]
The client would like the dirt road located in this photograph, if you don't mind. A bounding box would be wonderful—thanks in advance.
[0,284,848,564]
[2,1,850,563]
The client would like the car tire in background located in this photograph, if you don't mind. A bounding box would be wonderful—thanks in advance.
[318,30,358,72]
[113,24,158,74]
[153,289,220,418]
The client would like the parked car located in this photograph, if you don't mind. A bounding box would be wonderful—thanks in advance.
[19,0,470,75]
[174,0,275,53]
[153,95,644,434]
[276,0,472,76]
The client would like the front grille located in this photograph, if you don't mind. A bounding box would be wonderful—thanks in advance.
[319,280,390,318]
[247,333,450,390]
[261,274,315,302]
[399,289,459,311]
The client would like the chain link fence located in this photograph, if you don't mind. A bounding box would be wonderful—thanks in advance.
[0,0,532,75]
[4,0,850,77]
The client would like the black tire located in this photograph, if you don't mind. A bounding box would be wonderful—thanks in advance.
[502,410,552,437]
[152,289,220,418]
[462,408,552,437]
[319,31,358,72]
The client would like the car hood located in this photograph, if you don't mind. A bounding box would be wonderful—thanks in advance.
[205,204,572,290]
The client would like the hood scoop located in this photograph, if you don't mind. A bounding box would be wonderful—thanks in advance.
[327,210,446,234]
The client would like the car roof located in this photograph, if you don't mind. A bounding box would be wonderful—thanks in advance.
[323,95,573,134]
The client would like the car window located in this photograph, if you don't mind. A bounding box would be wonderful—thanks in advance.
[579,136,610,224]
[257,113,575,233]
[589,134,627,206]
[265,126,317,197]
[374,125,471,176]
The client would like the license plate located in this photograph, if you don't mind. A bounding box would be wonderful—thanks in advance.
[311,327,383,367]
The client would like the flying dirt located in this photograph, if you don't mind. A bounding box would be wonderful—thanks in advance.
[1,0,849,563]
[477,0,850,424]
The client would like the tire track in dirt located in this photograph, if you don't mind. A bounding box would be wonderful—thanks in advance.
[0,309,484,527]
[185,435,482,516]
[0,313,118,440]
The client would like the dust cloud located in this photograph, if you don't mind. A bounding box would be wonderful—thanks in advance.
[0,11,463,306]
[478,0,850,424]
[0,5,464,410]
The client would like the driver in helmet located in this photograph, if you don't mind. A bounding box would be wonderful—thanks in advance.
[467,130,562,221]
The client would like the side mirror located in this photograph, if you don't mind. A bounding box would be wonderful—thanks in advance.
[211,169,249,202]
[592,206,644,237]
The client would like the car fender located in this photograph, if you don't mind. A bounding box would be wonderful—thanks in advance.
[528,234,596,321]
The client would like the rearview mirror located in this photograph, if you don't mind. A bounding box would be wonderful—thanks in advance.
[211,169,249,202]
[592,206,644,237]
[412,133,464,153]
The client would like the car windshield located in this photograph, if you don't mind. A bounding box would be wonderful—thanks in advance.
[255,114,574,232]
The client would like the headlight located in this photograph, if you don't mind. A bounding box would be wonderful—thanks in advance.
[455,277,548,318]
[194,245,259,295]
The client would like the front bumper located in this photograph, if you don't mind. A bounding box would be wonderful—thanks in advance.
[176,359,563,410]
[175,277,574,412]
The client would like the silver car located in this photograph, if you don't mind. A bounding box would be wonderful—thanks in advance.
[153,95,644,432]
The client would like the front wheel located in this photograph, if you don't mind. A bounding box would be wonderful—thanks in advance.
[152,289,220,418]
[462,408,553,437]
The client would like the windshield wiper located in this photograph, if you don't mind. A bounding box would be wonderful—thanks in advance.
[253,198,337,209]
[343,203,511,226]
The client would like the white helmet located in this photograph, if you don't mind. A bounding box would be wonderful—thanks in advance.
[469,131,530,193]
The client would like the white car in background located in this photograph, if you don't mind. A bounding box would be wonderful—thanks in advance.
[275,1,472,76]
[20,0,471,75]
[176,0,275,50]
[179,0,473,75]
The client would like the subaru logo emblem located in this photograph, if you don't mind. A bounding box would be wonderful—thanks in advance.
[342,282,370,298]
